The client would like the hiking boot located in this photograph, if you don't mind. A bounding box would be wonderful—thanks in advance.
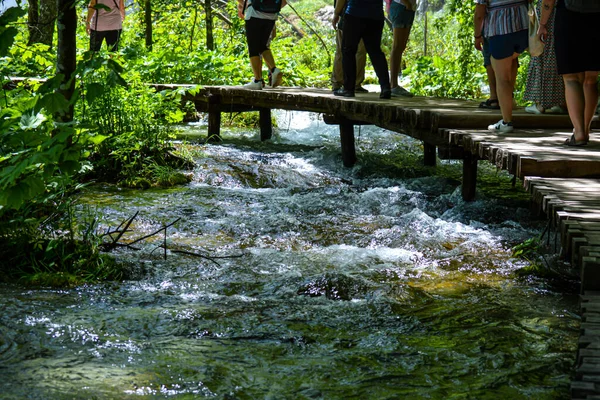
[380,88,391,99]
[391,86,414,98]
[333,88,355,98]
[267,67,282,88]
[488,119,514,133]
[355,86,368,93]
[243,79,264,90]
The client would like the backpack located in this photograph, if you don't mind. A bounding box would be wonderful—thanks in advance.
[250,0,282,13]
[564,0,600,13]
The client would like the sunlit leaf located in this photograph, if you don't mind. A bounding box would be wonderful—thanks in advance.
[19,112,46,130]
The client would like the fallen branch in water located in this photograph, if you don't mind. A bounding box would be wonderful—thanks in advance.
[99,213,244,263]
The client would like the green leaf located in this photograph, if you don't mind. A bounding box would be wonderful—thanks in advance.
[22,176,45,198]
[59,160,80,175]
[107,70,128,88]
[0,27,18,57]
[87,134,109,145]
[0,6,26,25]
[38,92,70,114]
[19,112,46,130]
[37,74,65,94]
[85,82,105,104]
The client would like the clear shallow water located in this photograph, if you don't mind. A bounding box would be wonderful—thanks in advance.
[0,111,578,399]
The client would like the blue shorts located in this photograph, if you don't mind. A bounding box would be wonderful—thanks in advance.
[482,37,491,67]
[389,1,415,29]
[487,30,528,61]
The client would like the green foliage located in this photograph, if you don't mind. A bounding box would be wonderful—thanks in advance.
[0,198,123,287]
[404,1,486,99]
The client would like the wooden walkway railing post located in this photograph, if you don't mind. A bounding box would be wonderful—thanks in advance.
[259,108,272,141]
[207,93,222,141]
[339,118,357,167]
[423,143,436,167]
[462,151,478,201]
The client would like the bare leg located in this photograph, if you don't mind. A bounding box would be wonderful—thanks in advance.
[563,72,587,140]
[261,49,276,71]
[490,53,518,123]
[485,64,497,100]
[249,56,263,81]
[583,71,599,136]
[389,27,411,89]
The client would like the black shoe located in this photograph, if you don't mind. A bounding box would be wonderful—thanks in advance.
[380,89,391,99]
[355,86,368,93]
[334,88,355,98]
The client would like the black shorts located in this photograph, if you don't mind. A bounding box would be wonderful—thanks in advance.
[244,17,275,57]
[90,29,122,52]
[554,0,600,74]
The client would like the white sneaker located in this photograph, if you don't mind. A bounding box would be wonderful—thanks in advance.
[525,104,543,114]
[267,67,282,88]
[546,105,567,114]
[391,86,414,98]
[488,119,514,133]
[243,79,263,90]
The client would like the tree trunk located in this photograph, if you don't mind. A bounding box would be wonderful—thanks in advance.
[205,0,213,50]
[28,0,57,47]
[145,0,153,50]
[56,0,77,122]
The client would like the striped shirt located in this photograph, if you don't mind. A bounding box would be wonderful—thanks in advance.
[475,0,528,37]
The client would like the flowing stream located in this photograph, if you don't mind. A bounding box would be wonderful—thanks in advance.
[0,111,579,399]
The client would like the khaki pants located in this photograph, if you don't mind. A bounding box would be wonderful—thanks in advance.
[332,29,367,89]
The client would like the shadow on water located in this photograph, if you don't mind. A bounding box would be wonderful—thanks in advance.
[0,111,579,399]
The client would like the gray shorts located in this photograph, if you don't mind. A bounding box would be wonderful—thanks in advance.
[389,1,415,29]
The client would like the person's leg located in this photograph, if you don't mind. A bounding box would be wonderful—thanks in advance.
[482,38,497,101]
[563,72,586,140]
[361,18,390,93]
[262,49,275,71]
[341,14,362,93]
[249,56,263,81]
[390,27,411,88]
[89,30,102,51]
[388,1,414,89]
[104,29,121,52]
[486,65,497,100]
[583,71,599,136]
[332,28,344,90]
[245,18,275,83]
[355,39,367,87]
[490,53,518,123]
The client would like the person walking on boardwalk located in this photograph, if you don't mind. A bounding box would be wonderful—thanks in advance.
[388,0,416,97]
[331,0,368,93]
[478,35,500,109]
[238,0,285,90]
[474,0,529,133]
[539,0,600,146]
[331,0,391,99]
[86,0,125,52]
[524,0,567,115]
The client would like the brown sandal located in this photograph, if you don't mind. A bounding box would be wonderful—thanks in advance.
[564,134,588,147]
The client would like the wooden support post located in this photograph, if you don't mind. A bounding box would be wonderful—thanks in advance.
[339,119,356,167]
[462,151,478,201]
[423,142,436,167]
[259,108,272,141]
[207,93,221,142]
